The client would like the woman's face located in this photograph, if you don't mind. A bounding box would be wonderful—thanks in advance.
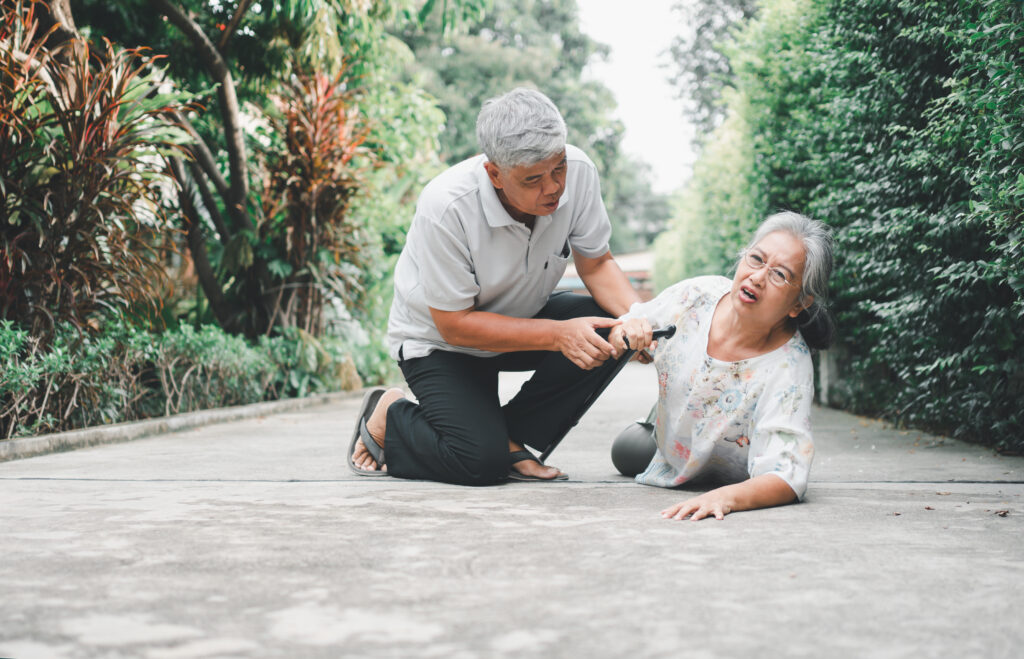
[729,231,811,327]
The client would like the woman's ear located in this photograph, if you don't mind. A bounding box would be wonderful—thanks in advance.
[789,294,814,319]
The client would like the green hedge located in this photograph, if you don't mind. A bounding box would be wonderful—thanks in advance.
[0,321,364,440]
[657,0,1023,452]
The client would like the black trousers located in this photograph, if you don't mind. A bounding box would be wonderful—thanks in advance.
[385,292,619,485]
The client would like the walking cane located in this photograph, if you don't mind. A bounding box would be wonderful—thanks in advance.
[539,324,676,463]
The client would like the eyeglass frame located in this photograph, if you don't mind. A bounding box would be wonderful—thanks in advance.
[741,249,800,289]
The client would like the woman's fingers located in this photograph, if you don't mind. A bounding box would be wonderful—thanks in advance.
[608,326,629,357]
[690,501,727,521]
[608,318,656,360]
[662,498,727,521]
[625,318,654,352]
[661,502,683,517]
[677,503,700,520]
[640,318,653,350]
[662,499,698,520]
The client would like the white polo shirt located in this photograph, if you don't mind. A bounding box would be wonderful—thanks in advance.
[388,144,612,360]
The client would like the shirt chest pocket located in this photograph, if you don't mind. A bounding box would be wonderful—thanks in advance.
[541,240,572,293]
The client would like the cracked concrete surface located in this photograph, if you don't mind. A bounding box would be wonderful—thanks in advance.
[1,362,1021,658]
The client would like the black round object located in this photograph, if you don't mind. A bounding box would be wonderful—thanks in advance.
[611,420,657,477]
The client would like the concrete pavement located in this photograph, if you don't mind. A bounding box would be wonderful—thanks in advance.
[1,362,1021,658]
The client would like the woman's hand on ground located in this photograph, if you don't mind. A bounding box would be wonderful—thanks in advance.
[662,491,735,521]
[661,475,798,521]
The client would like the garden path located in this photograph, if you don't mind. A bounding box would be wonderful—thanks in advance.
[1,362,1022,658]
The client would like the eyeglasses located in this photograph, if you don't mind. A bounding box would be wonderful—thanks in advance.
[742,250,798,288]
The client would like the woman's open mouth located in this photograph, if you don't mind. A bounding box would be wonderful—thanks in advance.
[740,286,758,302]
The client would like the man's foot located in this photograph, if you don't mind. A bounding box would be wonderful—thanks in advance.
[508,441,565,480]
[351,388,405,472]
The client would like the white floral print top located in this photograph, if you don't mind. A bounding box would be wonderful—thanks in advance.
[622,275,815,499]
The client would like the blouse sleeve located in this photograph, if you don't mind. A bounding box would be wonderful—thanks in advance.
[747,357,816,500]
[619,279,693,330]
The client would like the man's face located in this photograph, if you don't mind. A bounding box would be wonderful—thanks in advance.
[484,150,567,222]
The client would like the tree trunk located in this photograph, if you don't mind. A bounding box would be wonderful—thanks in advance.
[35,0,79,48]
[168,158,239,332]
[150,0,277,338]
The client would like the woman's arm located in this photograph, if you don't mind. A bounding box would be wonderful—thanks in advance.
[606,278,694,358]
[661,473,798,521]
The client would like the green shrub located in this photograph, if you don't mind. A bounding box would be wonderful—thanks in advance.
[149,325,278,416]
[657,0,1023,451]
[0,319,368,439]
[769,0,1022,450]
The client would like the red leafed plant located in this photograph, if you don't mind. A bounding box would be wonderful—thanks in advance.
[256,67,373,336]
[0,0,194,339]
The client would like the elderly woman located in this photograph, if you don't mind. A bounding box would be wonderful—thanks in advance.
[610,212,835,521]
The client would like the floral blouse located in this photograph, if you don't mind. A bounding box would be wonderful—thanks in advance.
[622,275,815,499]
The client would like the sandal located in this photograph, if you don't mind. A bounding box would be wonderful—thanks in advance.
[507,449,569,481]
[347,388,389,477]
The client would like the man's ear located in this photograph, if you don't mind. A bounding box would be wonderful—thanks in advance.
[483,161,503,189]
[789,294,814,319]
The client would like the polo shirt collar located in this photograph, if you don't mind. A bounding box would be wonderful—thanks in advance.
[477,158,569,228]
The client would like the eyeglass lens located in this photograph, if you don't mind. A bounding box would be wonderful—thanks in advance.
[746,251,790,286]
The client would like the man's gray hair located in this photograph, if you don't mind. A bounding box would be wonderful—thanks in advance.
[743,211,836,349]
[476,88,567,168]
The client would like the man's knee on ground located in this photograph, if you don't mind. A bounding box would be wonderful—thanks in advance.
[456,444,510,486]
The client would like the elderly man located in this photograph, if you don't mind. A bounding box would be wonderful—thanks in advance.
[347,87,649,484]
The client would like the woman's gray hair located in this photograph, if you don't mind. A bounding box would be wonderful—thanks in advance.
[743,211,836,349]
[476,88,567,168]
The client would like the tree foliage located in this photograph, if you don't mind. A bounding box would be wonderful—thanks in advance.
[397,0,670,252]
[64,0,483,340]
[2,0,678,437]
[0,0,488,436]
[666,0,758,136]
